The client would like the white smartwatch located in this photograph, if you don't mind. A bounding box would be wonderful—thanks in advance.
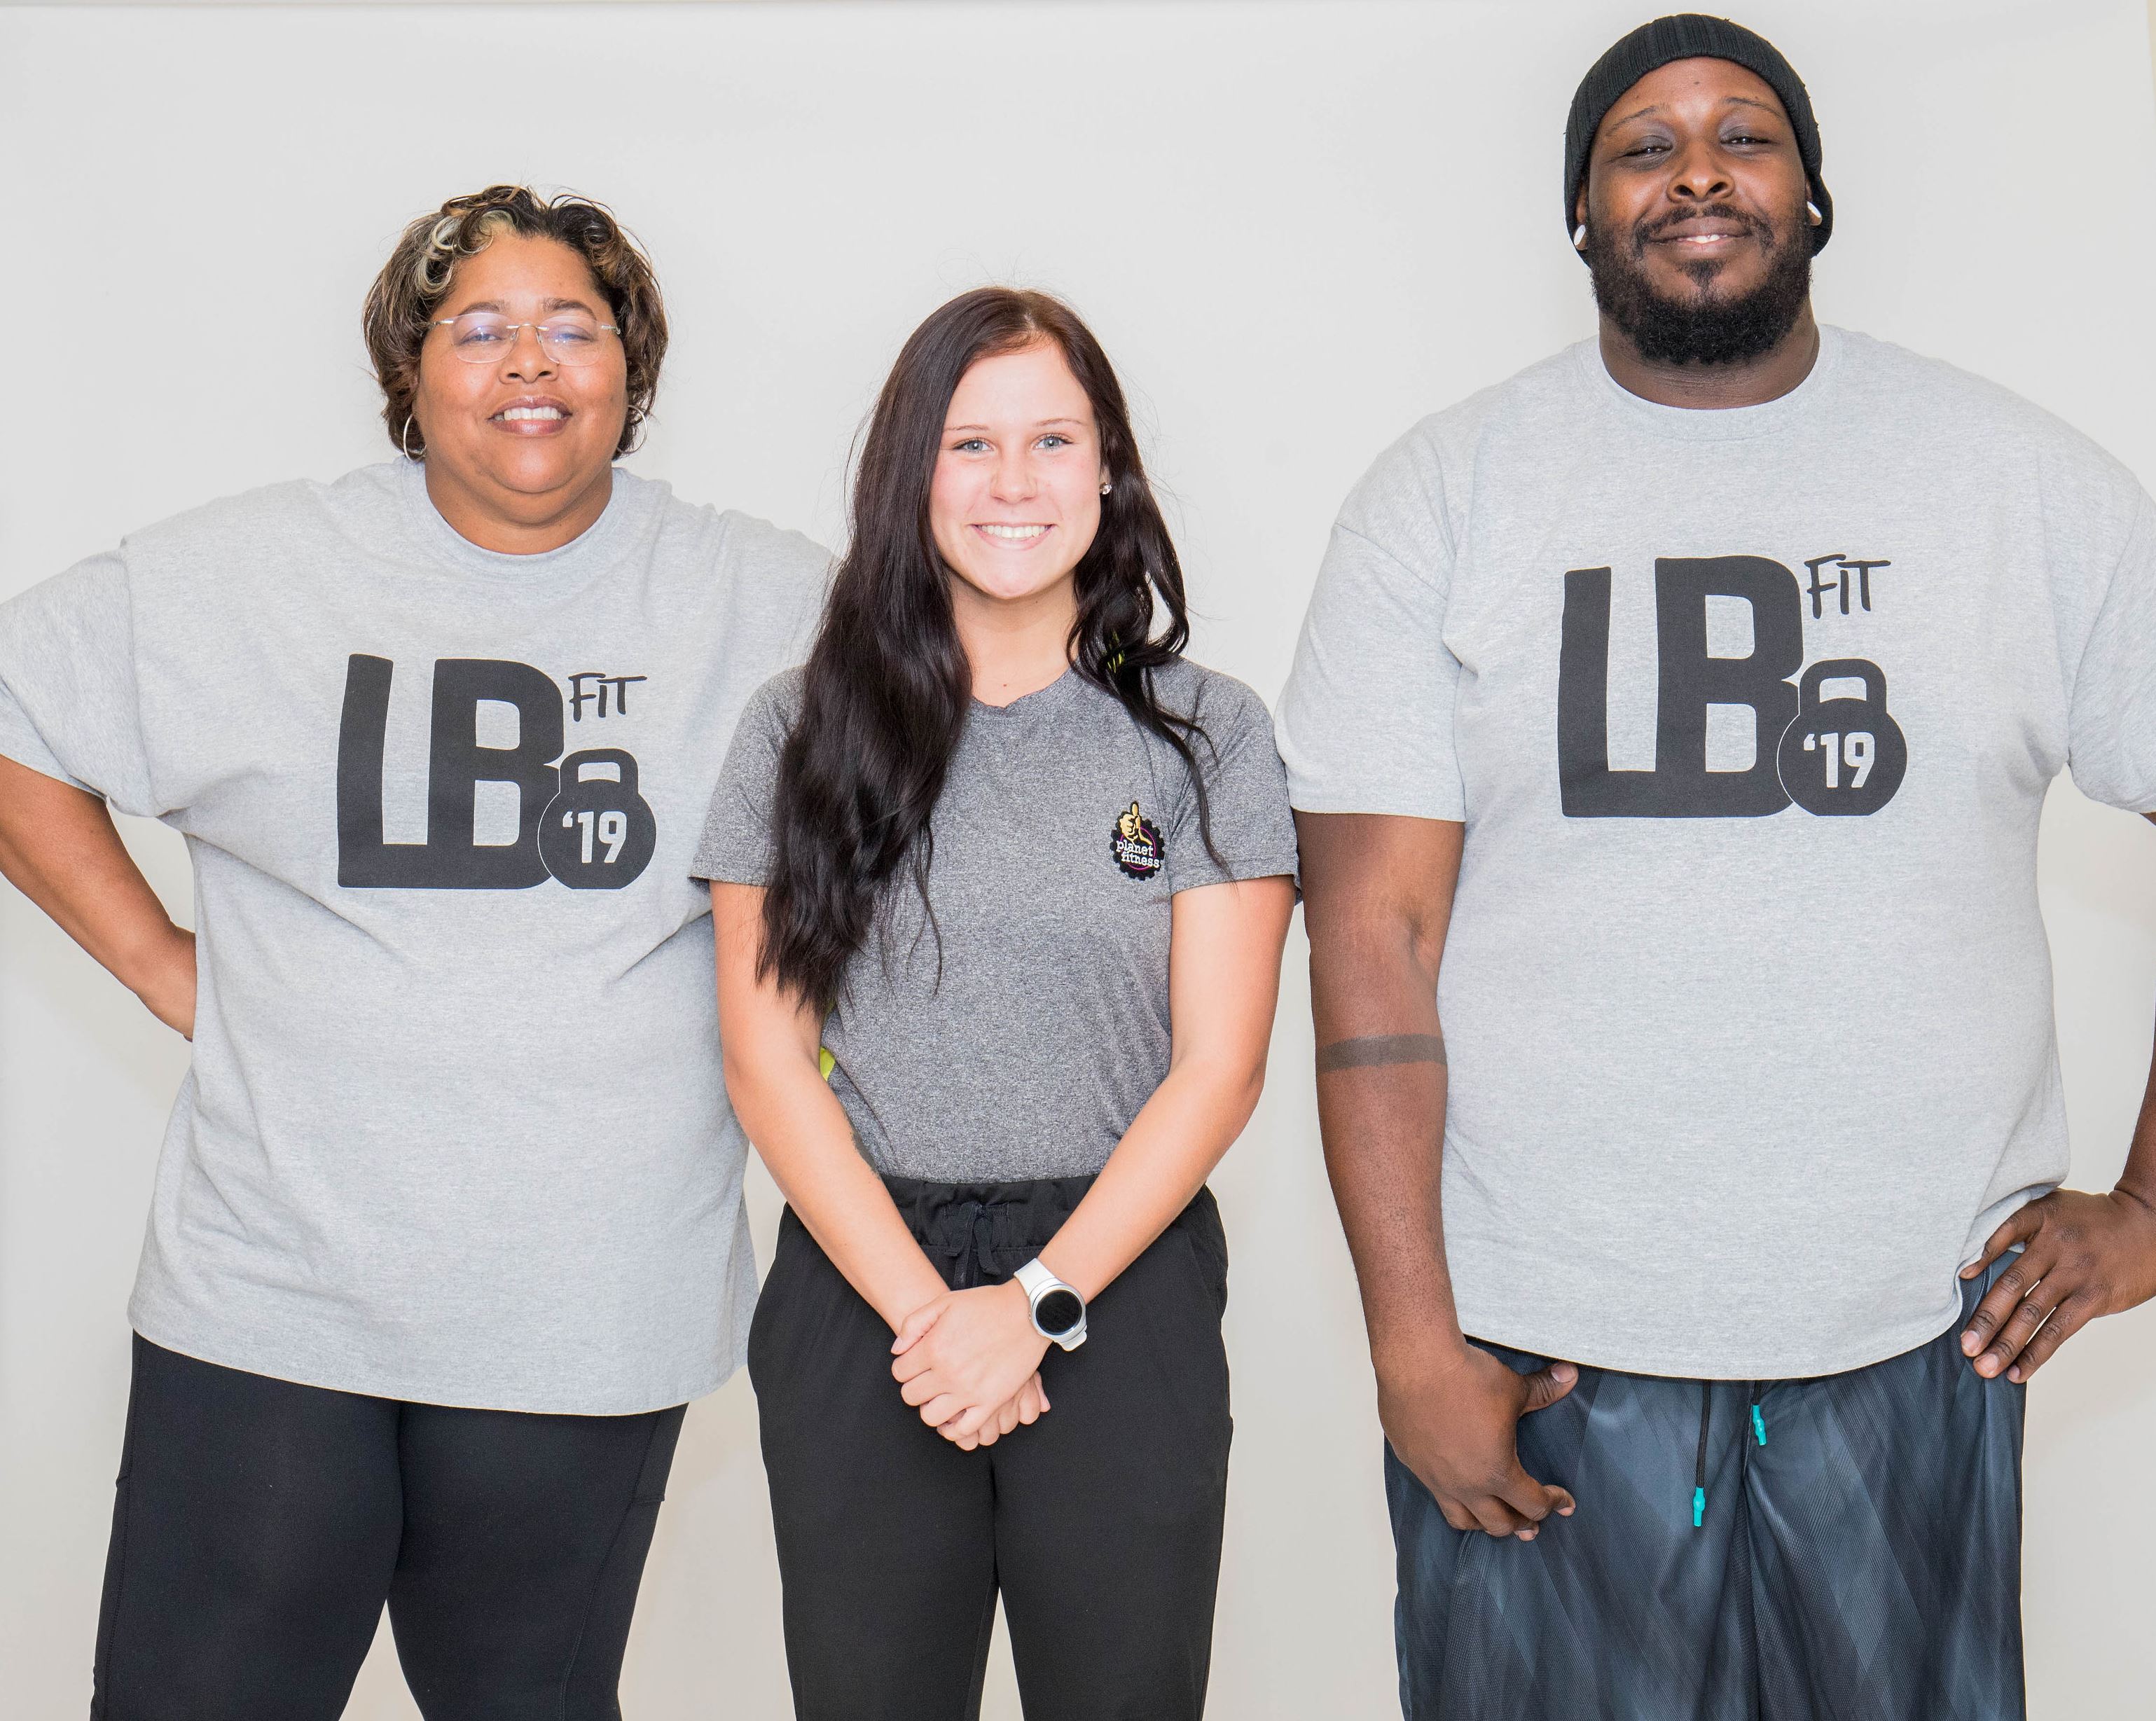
[1013,1258,1088,1350]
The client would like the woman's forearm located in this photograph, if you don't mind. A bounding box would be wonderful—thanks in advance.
[0,754,194,1032]
[1039,874,1293,1302]
[1037,1051,1264,1303]
[727,1057,948,1329]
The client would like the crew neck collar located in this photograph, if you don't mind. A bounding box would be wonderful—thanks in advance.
[1575,324,1846,443]
[398,457,644,583]
[969,664,1085,721]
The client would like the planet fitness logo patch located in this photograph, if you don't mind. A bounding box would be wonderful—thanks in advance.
[1112,801,1163,879]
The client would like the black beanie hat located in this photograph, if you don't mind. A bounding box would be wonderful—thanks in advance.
[1563,13,1831,257]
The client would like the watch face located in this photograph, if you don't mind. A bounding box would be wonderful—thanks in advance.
[1035,1287,1084,1337]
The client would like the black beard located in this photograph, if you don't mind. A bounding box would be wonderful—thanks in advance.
[1585,205,1812,366]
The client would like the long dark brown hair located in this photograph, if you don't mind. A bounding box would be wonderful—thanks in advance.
[760,286,1213,1006]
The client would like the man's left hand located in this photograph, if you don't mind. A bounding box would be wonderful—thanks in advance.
[1960,1188,2156,1381]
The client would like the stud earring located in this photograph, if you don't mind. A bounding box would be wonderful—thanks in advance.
[1100,481,1113,495]
[1806,200,1823,224]
[1573,223,1589,250]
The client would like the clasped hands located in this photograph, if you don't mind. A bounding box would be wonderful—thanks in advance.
[891,1280,1052,1451]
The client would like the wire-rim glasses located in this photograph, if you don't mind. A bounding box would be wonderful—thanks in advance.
[429,312,621,366]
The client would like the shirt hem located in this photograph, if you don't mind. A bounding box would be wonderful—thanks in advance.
[1171,853,1301,892]
[127,1311,738,1416]
[1456,1299,1969,1383]
[1285,789,1465,821]
[0,728,90,794]
[688,859,767,886]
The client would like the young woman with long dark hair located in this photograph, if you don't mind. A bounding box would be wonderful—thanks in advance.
[697,287,1297,1717]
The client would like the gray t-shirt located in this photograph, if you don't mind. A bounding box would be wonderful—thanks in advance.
[0,459,829,1413]
[694,660,1298,1180]
[1277,327,2156,1380]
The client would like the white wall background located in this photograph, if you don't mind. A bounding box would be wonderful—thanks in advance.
[3,1,2154,1714]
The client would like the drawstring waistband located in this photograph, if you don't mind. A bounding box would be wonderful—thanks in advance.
[1692,1384,1770,1528]
[878,1173,1219,1295]
[920,1196,1005,1290]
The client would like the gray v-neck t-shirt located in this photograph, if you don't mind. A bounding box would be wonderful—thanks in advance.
[694,660,1298,1181]
[0,460,829,1412]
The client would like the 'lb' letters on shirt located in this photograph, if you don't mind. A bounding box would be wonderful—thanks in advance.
[336,654,656,890]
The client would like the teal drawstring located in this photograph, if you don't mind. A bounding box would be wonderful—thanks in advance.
[1692,1381,1711,1528]
[1696,1392,1768,1527]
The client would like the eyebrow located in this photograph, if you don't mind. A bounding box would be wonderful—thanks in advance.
[1606,93,1779,130]
[444,296,600,317]
[944,417,1087,434]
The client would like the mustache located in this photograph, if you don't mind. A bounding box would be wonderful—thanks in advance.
[1635,202,1777,246]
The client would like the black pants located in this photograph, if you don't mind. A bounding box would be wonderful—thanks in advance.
[749,1176,1234,1721]
[91,1334,685,1720]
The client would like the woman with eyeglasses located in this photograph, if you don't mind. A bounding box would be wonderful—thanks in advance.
[699,287,1298,1717]
[0,185,827,1718]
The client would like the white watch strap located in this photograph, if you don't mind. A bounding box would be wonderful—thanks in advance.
[1013,1257,1086,1348]
[1013,1258,1060,1301]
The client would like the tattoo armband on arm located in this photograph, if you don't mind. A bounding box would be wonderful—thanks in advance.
[1315,1032,1447,1074]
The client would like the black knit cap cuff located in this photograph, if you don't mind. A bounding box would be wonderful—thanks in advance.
[1564,13,1831,258]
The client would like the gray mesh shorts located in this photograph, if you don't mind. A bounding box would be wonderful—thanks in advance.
[1385,1255,2026,1720]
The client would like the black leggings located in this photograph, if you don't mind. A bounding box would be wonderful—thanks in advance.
[749,1176,1234,1721]
[91,1334,684,1720]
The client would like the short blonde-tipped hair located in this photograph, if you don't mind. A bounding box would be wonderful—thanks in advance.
[362,185,669,459]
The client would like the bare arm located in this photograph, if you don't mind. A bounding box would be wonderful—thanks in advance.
[0,754,193,1037]
[890,873,1296,1437]
[1039,873,1295,1298]
[711,880,950,1329]
[712,880,1046,1451]
[1299,810,1573,1541]
[1960,809,2156,1379]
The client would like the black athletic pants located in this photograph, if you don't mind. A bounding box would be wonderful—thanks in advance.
[749,1175,1234,1721]
[91,1334,685,1720]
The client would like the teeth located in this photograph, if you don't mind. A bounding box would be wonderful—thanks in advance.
[980,524,1047,540]
[497,406,563,421]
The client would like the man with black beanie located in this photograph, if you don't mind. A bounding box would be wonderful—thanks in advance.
[1280,13,2156,1717]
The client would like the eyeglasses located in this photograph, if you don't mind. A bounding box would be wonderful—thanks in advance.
[429,312,621,366]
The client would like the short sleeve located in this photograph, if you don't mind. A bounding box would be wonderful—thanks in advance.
[1162,675,1299,894]
[691,672,797,884]
[1274,429,1465,820]
[0,551,161,815]
[2067,490,2156,812]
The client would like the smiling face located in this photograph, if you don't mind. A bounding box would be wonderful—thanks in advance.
[1579,57,1816,365]
[410,231,628,525]
[929,340,1108,611]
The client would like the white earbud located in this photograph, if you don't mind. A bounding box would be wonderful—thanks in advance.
[1806,200,1823,223]
[1573,223,1589,250]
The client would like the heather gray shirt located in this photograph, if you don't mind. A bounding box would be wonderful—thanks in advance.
[1277,328,2156,1381]
[695,661,1297,1180]
[0,460,828,1413]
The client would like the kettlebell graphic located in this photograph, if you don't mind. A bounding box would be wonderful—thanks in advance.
[1775,658,1906,817]
[539,749,657,888]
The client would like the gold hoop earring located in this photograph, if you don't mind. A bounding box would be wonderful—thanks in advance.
[401,414,421,461]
